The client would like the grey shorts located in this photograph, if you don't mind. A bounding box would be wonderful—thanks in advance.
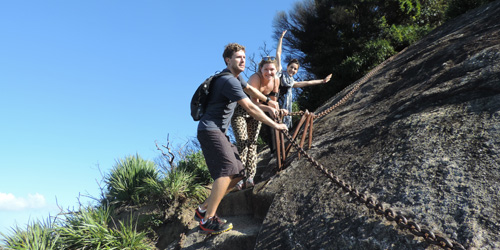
[197,129,245,180]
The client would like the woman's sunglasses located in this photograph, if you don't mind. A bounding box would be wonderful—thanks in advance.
[262,56,276,61]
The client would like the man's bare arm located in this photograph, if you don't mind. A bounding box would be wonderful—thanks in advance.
[237,98,287,131]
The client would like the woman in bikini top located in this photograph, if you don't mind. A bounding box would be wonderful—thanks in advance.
[247,56,287,118]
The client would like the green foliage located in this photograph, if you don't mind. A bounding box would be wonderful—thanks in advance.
[1,218,60,250]
[399,0,421,15]
[256,135,267,153]
[340,39,395,77]
[57,206,112,248]
[1,206,154,250]
[289,99,303,129]
[103,151,207,209]
[1,150,209,249]
[387,24,432,48]
[111,219,152,250]
[105,154,159,206]
[445,0,495,19]
[150,148,210,203]
[57,206,153,249]
[177,151,212,185]
[143,168,207,203]
[273,0,451,112]
[256,126,272,153]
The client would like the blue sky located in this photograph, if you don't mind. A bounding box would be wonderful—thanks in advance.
[0,1,296,235]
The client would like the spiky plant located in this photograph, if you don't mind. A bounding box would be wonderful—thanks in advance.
[56,206,112,249]
[111,217,153,250]
[1,218,60,250]
[177,151,212,185]
[104,154,159,206]
[56,205,153,249]
[142,168,207,204]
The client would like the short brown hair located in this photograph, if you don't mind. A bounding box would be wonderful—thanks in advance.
[222,43,245,65]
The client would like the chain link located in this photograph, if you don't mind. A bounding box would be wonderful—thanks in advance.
[280,131,466,250]
[288,47,407,119]
[274,47,468,249]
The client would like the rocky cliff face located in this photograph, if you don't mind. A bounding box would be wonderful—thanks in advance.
[169,1,500,249]
[254,1,500,249]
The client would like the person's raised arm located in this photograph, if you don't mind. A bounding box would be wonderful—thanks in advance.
[293,73,333,88]
[276,30,287,73]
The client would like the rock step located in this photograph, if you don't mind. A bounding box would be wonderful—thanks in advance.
[176,188,267,250]
[179,214,262,250]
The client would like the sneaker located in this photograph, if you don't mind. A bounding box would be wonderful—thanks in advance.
[235,179,244,190]
[194,207,227,223]
[245,178,254,189]
[199,216,233,235]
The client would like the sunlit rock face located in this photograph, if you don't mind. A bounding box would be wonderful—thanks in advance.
[255,1,500,249]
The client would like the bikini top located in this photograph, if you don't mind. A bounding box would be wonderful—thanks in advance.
[258,72,279,98]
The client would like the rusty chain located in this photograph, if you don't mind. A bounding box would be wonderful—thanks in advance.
[280,130,466,250]
[274,47,468,249]
[288,47,407,119]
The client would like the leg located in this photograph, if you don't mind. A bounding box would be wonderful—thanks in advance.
[246,118,262,180]
[198,176,235,234]
[196,129,244,234]
[204,176,230,219]
[231,107,250,174]
[200,175,244,210]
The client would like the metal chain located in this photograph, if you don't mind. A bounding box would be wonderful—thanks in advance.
[288,47,407,119]
[276,48,468,249]
[281,130,466,250]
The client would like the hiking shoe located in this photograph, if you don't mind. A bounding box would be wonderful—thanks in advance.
[199,216,233,235]
[194,208,227,223]
[245,178,254,189]
[233,178,254,191]
[235,179,244,190]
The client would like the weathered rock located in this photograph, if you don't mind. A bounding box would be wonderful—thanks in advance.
[255,1,500,250]
[167,189,264,250]
[167,1,500,249]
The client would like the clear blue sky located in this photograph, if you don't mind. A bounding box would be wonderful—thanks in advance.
[0,0,295,235]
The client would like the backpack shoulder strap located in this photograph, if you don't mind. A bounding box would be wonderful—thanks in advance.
[214,71,233,78]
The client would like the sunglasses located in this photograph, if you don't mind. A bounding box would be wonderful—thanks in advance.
[262,56,276,61]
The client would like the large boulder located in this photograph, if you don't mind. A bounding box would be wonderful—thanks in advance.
[255,1,500,249]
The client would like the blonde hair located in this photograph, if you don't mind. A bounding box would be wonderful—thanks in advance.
[258,56,278,72]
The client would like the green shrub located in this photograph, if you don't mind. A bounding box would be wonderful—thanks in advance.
[177,151,212,185]
[143,168,207,203]
[1,218,60,250]
[104,154,159,206]
[56,206,153,249]
[340,39,396,78]
[1,206,154,250]
[386,24,433,49]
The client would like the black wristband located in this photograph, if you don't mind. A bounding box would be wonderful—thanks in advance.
[264,96,271,105]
